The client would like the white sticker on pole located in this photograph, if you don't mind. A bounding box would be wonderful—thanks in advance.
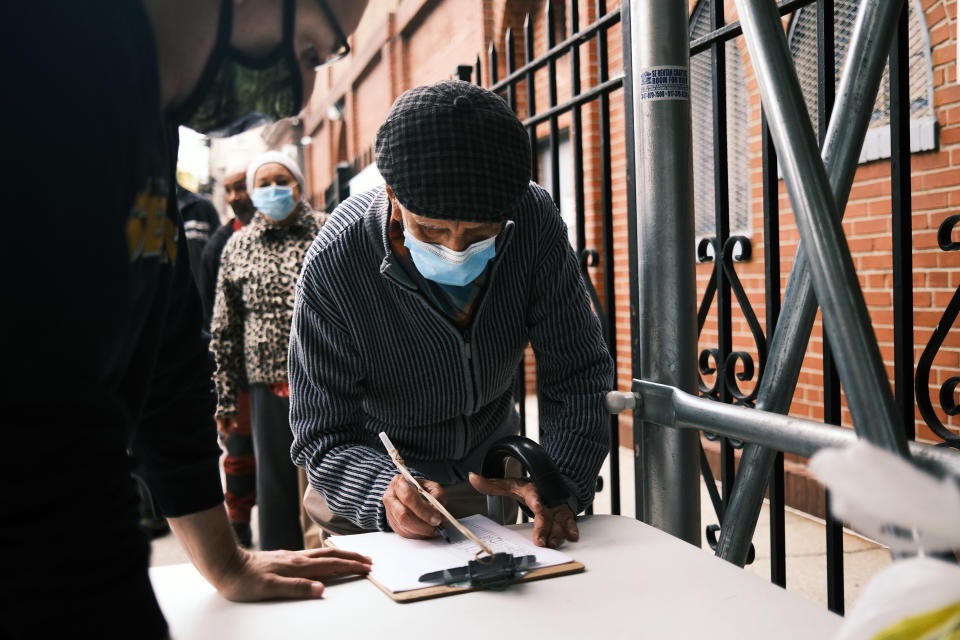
[639,66,689,102]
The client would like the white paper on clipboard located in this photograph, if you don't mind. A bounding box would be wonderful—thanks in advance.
[328,514,573,593]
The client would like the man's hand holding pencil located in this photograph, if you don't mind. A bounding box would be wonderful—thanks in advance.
[379,432,577,551]
[382,473,451,540]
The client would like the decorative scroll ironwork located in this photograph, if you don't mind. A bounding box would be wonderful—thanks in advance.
[696,235,767,407]
[915,214,960,450]
[699,444,756,564]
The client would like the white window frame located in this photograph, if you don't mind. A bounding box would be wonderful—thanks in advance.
[787,0,938,166]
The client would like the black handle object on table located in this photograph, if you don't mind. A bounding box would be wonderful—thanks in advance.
[419,553,537,589]
[481,435,572,519]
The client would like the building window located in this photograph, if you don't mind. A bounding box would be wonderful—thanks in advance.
[537,129,576,248]
[788,0,937,162]
[689,0,752,242]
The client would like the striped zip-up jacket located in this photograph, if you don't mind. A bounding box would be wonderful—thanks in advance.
[289,183,614,532]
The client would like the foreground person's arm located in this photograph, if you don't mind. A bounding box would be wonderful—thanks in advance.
[168,504,372,600]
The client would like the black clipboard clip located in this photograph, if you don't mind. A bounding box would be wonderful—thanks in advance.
[418,553,537,591]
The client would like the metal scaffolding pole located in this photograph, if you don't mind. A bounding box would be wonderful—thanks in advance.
[630,0,700,545]
[717,0,911,565]
[624,381,960,480]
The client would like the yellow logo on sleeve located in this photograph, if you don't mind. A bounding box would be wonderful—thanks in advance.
[126,181,177,263]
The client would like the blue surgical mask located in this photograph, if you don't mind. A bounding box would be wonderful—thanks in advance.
[403,230,497,286]
[252,185,296,221]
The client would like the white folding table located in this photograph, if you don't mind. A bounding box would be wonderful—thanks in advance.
[150,514,841,639]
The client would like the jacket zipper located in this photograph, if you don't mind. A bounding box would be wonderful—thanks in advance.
[383,222,516,459]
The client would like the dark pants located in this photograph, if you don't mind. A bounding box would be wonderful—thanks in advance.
[249,384,303,550]
[223,390,255,523]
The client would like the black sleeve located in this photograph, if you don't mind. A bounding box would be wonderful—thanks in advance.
[177,186,222,292]
[0,3,193,635]
[130,218,224,518]
[198,227,228,329]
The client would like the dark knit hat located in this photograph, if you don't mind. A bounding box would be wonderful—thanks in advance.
[375,80,531,222]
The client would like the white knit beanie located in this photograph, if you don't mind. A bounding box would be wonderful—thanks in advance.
[246,150,305,196]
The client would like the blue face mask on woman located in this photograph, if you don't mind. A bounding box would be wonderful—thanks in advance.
[252,185,296,221]
[403,230,497,287]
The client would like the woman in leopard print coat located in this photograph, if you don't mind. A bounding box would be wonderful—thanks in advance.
[210,152,328,551]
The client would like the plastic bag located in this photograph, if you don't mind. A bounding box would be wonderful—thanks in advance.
[808,441,960,640]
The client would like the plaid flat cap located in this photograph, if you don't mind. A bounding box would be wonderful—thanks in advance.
[375,80,531,222]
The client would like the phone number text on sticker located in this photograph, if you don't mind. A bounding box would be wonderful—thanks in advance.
[639,66,689,102]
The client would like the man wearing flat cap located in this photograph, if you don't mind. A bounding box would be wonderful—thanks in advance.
[289,80,614,549]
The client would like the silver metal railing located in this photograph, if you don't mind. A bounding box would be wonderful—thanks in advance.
[716,0,912,567]
[622,0,959,573]
[629,0,701,545]
[607,386,960,480]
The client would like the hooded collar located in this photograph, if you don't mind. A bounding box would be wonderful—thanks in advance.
[361,187,417,289]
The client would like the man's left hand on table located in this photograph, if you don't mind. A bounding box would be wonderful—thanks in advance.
[468,472,578,549]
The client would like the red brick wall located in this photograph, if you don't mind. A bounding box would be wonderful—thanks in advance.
[352,53,395,152]
[707,0,960,453]
[402,0,485,89]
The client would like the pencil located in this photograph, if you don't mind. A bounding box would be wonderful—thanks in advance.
[379,431,494,557]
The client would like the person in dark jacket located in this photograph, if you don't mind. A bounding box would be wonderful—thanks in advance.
[290,81,615,550]
[177,183,221,289]
[131,183,220,539]
[1,1,371,637]
[199,162,256,325]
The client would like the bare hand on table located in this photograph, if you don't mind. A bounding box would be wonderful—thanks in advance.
[211,546,374,601]
[168,505,372,601]
[468,472,579,549]
[382,473,448,539]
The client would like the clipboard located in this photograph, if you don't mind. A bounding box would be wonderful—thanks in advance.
[326,536,585,603]
[324,514,585,603]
